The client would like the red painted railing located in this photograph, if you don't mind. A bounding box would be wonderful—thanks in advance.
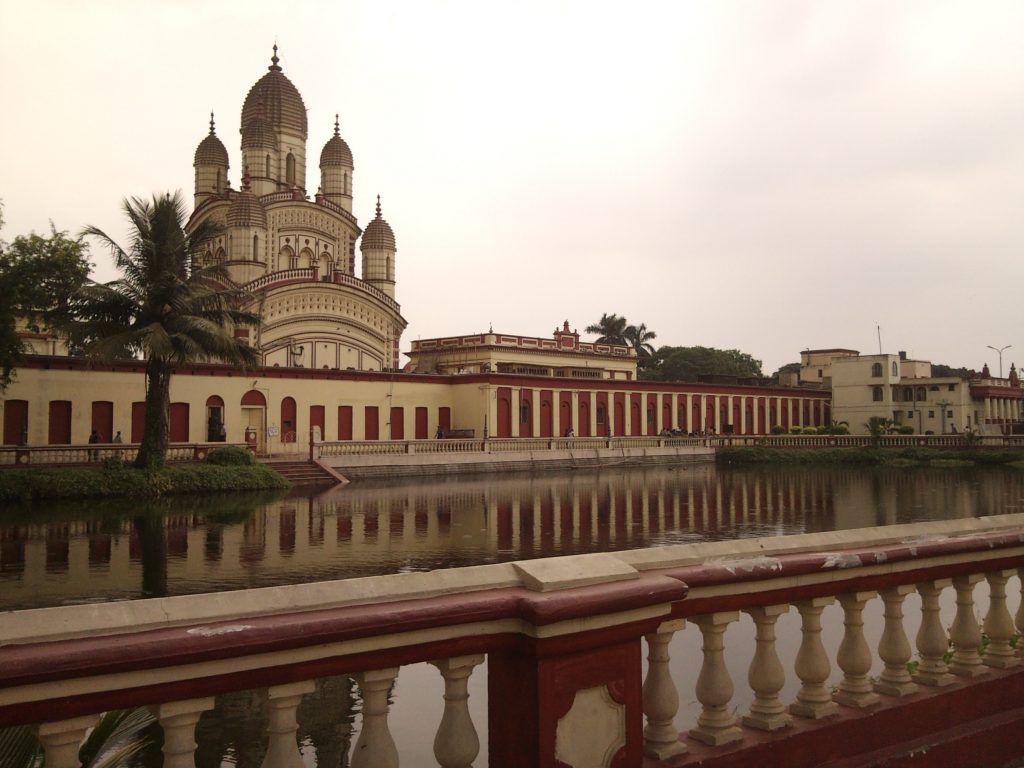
[2,516,1023,767]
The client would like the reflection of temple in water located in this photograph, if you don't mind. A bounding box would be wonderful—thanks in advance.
[2,466,1022,610]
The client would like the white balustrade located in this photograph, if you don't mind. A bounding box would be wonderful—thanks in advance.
[33,715,99,768]
[642,619,687,757]
[742,604,792,729]
[983,570,1020,668]
[261,681,315,768]
[949,574,986,678]
[834,591,880,707]
[689,612,742,746]
[430,655,485,768]
[873,585,918,697]
[352,667,400,768]
[152,697,215,768]
[790,597,839,719]
[914,579,954,686]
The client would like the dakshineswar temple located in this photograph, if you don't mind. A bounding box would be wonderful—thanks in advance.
[7,49,1020,451]
[191,45,405,372]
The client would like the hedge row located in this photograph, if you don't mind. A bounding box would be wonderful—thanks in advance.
[717,447,1024,467]
[0,463,290,503]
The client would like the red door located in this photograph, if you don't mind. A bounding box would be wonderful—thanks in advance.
[169,403,189,442]
[577,393,591,437]
[337,406,353,440]
[390,407,404,440]
[3,400,28,445]
[48,400,72,444]
[595,392,609,437]
[310,405,325,440]
[692,396,701,432]
[662,397,672,432]
[539,390,553,437]
[281,397,297,443]
[558,392,572,437]
[365,406,379,440]
[91,401,113,443]
[519,389,533,437]
[131,402,146,443]
[630,394,642,436]
[439,407,452,433]
[612,393,624,437]
[496,389,511,438]
[647,394,658,435]
[415,406,428,439]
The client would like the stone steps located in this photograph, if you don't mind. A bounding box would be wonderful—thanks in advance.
[260,460,340,486]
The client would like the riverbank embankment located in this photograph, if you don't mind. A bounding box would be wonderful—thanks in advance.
[718,445,1024,467]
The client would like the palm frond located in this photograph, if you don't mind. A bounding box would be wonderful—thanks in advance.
[0,725,42,768]
[79,708,157,768]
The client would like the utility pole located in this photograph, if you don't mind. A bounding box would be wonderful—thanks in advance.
[986,345,1012,378]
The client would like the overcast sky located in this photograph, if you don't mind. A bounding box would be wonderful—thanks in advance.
[2,0,1022,375]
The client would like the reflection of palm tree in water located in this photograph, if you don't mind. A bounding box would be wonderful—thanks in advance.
[133,516,167,599]
[193,675,358,768]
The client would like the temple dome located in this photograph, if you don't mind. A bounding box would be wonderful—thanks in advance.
[320,116,353,167]
[241,114,278,151]
[227,184,267,228]
[361,197,396,251]
[240,46,307,139]
[194,115,229,166]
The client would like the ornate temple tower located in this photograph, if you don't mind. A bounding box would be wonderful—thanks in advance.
[186,47,406,371]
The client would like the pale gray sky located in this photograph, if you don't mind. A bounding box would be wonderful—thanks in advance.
[2,0,1022,375]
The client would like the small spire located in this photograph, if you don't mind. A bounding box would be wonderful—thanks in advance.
[375,194,382,218]
[269,43,281,71]
[333,114,340,137]
[209,112,216,134]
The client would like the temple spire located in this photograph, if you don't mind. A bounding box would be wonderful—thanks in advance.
[209,112,216,134]
[269,43,281,71]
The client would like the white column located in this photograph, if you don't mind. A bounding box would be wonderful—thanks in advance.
[430,654,485,768]
[743,604,792,730]
[152,697,215,768]
[949,574,986,678]
[834,591,880,708]
[511,389,521,438]
[642,619,687,758]
[689,612,742,746]
[1016,568,1024,658]
[261,681,315,768]
[874,585,919,697]
[352,667,401,768]
[983,570,1019,668]
[34,715,99,768]
[790,597,839,719]
[914,579,955,686]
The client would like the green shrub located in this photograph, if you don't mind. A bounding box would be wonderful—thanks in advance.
[789,427,803,435]
[770,425,786,435]
[802,426,818,435]
[896,425,915,435]
[206,446,255,465]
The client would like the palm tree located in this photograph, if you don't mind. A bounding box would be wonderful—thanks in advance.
[75,192,259,469]
[624,322,657,367]
[0,708,156,768]
[584,313,628,346]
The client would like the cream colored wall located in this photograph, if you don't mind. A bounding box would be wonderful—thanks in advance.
[900,359,932,378]
[831,354,900,433]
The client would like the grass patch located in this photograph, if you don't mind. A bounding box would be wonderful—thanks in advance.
[0,463,289,503]
[717,446,1024,467]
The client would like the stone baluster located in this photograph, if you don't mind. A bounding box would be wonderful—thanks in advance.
[34,715,100,768]
[742,605,791,730]
[874,585,919,696]
[689,612,742,746]
[834,591,880,707]
[949,574,986,677]
[261,681,315,768]
[430,654,485,768]
[790,597,838,719]
[352,667,401,768]
[152,697,215,768]
[983,570,1019,668]
[642,618,687,758]
[914,579,954,686]
[1016,568,1024,658]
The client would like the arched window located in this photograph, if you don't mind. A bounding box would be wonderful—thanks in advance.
[286,153,296,186]
[265,154,271,179]
[871,363,883,377]
[596,404,606,425]
[216,169,223,193]
[281,397,297,443]
[904,389,914,402]
[892,362,898,376]
[872,387,883,402]
[916,387,926,401]
[520,400,531,425]
[252,234,259,260]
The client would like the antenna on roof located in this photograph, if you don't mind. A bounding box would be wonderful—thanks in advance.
[876,324,882,354]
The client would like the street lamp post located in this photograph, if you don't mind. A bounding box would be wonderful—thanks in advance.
[987,344,1012,378]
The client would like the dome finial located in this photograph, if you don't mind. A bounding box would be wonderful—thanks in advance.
[209,112,216,134]
[376,194,382,218]
[270,43,281,71]
[334,114,340,137]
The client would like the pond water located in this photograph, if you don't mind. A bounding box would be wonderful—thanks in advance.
[3,463,1023,766]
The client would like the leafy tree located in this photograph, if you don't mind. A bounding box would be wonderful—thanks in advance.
[75,192,259,469]
[0,223,91,390]
[644,345,763,382]
[774,361,801,379]
[931,363,974,378]
[624,322,657,368]
[584,313,628,346]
